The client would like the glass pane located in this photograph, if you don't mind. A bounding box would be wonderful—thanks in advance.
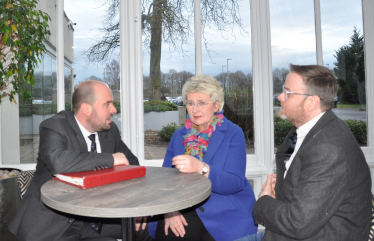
[270,0,316,150]
[65,65,72,110]
[201,1,253,154]
[65,0,122,132]
[321,0,366,146]
[142,0,195,160]
[66,0,122,140]
[19,53,57,163]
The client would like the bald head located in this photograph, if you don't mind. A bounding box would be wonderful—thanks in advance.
[72,80,110,114]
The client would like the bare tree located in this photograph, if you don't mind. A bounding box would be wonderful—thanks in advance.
[85,76,103,81]
[84,0,246,100]
[173,70,194,96]
[103,59,120,91]
[273,68,289,94]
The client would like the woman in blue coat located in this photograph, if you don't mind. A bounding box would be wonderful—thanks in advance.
[147,75,257,241]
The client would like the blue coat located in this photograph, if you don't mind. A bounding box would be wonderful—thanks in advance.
[149,117,257,241]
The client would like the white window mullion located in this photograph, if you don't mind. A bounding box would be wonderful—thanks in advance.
[249,0,274,198]
[119,0,144,162]
[57,0,65,111]
[362,0,374,166]
[314,0,323,66]
[194,0,202,75]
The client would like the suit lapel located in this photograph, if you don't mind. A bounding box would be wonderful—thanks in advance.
[277,126,297,172]
[66,111,88,152]
[98,131,112,153]
[276,126,296,197]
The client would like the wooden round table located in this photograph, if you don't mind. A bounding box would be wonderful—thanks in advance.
[41,166,211,241]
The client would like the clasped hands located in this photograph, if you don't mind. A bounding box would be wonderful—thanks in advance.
[260,174,277,199]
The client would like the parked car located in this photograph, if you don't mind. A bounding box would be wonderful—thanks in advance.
[32,99,53,105]
[171,97,178,104]
[165,96,173,101]
[167,97,176,103]
[174,96,183,106]
[333,96,338,108]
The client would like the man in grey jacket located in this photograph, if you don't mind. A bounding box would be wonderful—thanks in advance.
[239,64,371,241]
[9,80,139,241]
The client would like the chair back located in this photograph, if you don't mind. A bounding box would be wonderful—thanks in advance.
[17,170,35,200]
[369,195,374,241]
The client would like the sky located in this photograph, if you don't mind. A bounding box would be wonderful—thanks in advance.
[64,0,364,85]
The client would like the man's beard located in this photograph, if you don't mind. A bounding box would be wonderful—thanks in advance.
[90,113,113,132]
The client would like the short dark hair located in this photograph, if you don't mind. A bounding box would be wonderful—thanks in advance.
[72,81,98,114]
[290,64,337,111]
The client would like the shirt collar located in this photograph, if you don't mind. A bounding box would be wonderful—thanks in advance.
[74,115,98,137]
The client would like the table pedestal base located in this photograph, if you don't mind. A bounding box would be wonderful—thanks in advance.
[121,218,135,241]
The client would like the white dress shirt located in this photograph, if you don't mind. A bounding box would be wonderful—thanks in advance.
[284,112,325,178]
[74,116,102,153]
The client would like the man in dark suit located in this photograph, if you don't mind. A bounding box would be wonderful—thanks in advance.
[238,64,371,241]
[9,80,139,241]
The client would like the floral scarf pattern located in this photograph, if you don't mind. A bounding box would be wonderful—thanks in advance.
[183,111,224,161]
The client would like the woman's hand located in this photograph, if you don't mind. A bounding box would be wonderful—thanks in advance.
[163,211,188,237]
[135,216,148,231]
[172,155,202,174]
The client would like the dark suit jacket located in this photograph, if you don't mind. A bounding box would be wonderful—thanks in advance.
[9,110,138,241]
[253,110,372,241]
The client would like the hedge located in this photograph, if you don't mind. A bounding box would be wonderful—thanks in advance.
[274,116,367,145]
[274,116,294,145]
[158,122,179,142]
[343,119,367,144]
[18,100,178,115]
[19,102,71,116]
[144,100,178,113]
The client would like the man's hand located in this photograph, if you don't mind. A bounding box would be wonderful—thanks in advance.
[112,153,129,166]
[271,174,277,199]
[260,174,274,198]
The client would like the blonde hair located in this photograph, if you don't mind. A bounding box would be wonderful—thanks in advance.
[182,75,224,112]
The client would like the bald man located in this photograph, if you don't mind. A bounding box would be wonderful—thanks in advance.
[10,80,139,241]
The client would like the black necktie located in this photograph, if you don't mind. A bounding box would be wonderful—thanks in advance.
[284,131,297,161]
[88,134,102,234]
[88,134,97,153]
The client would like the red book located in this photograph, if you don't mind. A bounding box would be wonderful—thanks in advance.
[53,165,146,189]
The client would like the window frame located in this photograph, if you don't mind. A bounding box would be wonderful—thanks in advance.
[1,0,373,196]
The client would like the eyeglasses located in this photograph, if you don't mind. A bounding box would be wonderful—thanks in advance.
[282,85,313,100]
[186,100,214,108]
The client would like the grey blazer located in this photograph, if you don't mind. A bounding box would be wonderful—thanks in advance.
[9,110,139,241]
[253,110,372,241]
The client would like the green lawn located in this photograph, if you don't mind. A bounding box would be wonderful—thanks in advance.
[337,104,366,109]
